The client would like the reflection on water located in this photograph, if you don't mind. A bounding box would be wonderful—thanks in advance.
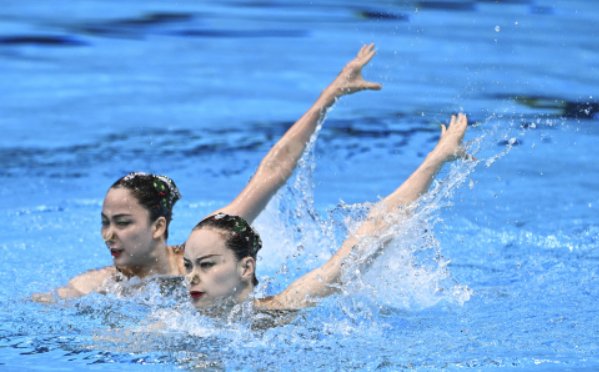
[500,94,599,119]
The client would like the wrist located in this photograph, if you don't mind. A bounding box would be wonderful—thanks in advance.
[425,149,447,167]
[316,86,341,107]
[322,84,343,99]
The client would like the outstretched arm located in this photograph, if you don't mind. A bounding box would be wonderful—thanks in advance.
[32,266,115,303]
[215,44,382,223]
[262,114,470,309]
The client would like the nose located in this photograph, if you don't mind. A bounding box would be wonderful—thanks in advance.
[187,271,200,286]
[102,224,115,242]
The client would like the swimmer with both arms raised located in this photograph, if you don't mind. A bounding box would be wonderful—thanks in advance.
[183,113,470,313]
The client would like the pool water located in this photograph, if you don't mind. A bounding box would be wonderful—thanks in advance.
[1,0,598,370]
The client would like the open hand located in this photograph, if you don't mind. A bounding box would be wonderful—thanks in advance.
[331,43,382,96]
[432,113,471,162]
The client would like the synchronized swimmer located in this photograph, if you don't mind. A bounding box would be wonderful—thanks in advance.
[33,45,471,317]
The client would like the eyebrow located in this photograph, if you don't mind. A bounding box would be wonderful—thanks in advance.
[101,213,132,219]
[195,254,221,262]
[184,254,222,264]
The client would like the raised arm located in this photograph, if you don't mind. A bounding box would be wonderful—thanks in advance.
[215,44,382,223]
[262,114,470,309]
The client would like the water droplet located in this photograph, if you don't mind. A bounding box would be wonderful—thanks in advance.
[495,25,501,32]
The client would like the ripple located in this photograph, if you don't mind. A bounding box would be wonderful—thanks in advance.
[357,10,409,21]
[490,94,599,119]
[0,35,87,47]
[417,1,477,12]
[67,12,196,38]
[172,29,308,38]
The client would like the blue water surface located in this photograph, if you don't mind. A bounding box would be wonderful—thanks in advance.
[1,0,598,370]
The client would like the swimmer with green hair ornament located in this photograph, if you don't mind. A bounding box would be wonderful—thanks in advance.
[181,114,471,316]
[33,44,382,302]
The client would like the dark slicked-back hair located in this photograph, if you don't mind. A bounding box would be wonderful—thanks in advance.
[194,213,262,285]
[111,172,181,240]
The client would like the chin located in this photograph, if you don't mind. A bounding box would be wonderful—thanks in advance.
[113,258,129,269]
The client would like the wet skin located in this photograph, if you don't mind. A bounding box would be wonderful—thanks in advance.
[183,228,254,310]
[101,188,165,274]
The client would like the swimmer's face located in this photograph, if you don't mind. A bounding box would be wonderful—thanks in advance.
[183,227,255,310]
[101,188,164,271]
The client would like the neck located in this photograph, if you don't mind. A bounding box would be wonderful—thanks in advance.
[235,282,254,303]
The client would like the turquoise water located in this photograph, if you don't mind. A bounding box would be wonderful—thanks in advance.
[1,0,598,370]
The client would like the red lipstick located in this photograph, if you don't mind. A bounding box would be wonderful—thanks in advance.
[190,291,204,300]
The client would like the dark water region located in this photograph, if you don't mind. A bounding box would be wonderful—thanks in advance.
[0,114,444,178]
[0,35,88,47]
[2,0,596,133]
[0,108,572,182]
[0,0,565,43]
[494,94,599,119]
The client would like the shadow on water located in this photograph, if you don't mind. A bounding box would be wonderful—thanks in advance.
[0,115,429,178]
[0,103,577,180]
[69,12,196,38]
[0,0,560,51]
[0,35,87,47]
[5,0,538,48]
[0,10,308,47]
[491,94,599,119]
[417,1,477,11]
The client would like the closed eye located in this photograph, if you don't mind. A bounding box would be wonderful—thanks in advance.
[183,259,192,271]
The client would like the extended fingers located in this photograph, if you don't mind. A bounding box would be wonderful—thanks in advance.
[358,43,375,57]
[457,113,467,127]
[357,43,376,65]
[448,113,467,130]
[441,113,468,144]
[358,44,367,57]
[363,80,382,90]
[456,113,468,140]
[447,114,457,130]
[458,113,468,131]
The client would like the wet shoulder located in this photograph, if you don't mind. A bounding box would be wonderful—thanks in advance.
[68,266,117,294]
